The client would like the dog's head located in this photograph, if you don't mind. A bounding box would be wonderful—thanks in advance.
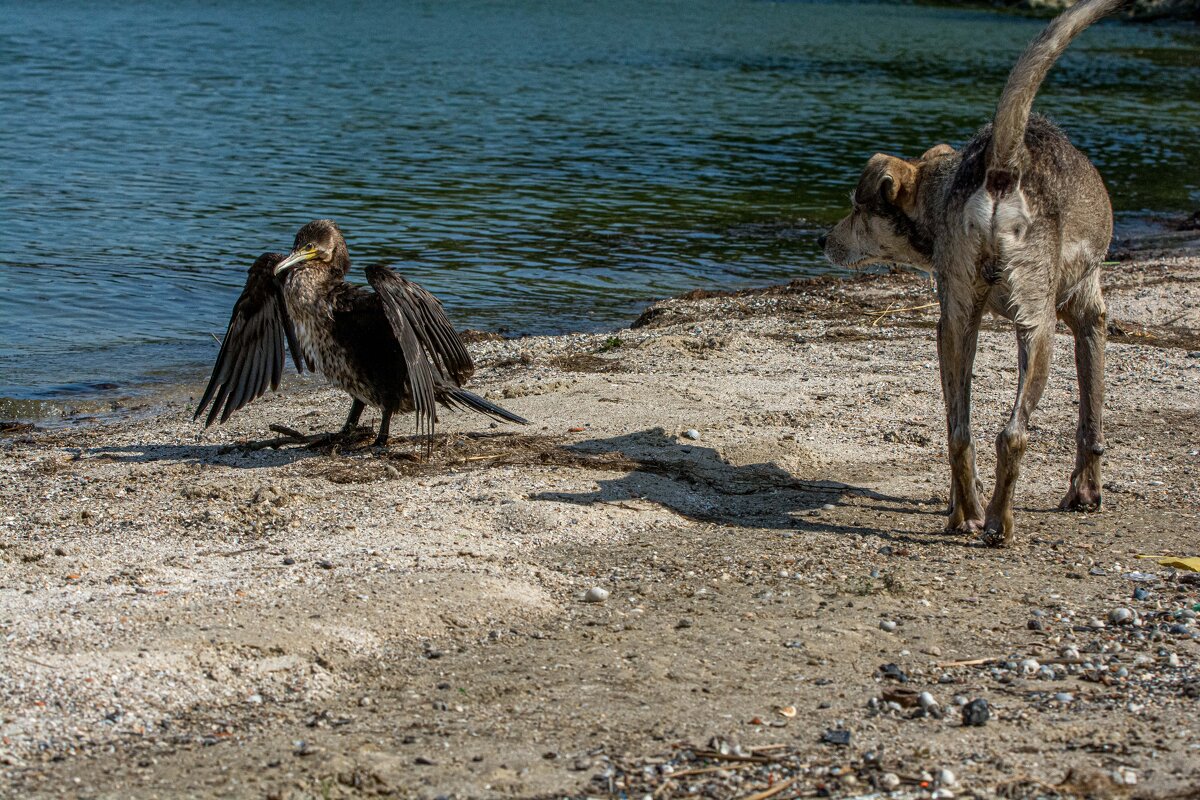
[820,144,953,270]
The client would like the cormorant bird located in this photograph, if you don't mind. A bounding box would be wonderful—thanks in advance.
[195,219,527,446]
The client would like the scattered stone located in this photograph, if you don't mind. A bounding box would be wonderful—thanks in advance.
[282,557,295,566]
[1113,766,1138,785]
[938,768,957,787]
[317,559,334,570]
[1109,607,1134,625]
[675,618,693,629]
[1027,618,1045,631]
[1020,658,1040,674]
[583,587,610,603]
[961,698,990,727]
[1055,692,1075,703]
[918,691,938,710]
[821,728,851,746]
[880,620,897,633]
[683,429,700,440]
[1133,587,1151,601]
[880,773,901,790]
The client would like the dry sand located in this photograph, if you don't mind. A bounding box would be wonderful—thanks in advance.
[1,239,1198,799]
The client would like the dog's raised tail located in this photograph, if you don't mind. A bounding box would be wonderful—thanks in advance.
[989,0,1125,182]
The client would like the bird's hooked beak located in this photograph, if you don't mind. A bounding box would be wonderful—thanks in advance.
[273,244,319,275]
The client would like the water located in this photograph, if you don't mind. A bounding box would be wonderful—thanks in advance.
[1,0,1197,417]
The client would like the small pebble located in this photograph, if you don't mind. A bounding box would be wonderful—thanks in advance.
[1133,587,1151,601]
[282,557,295,566]
[918,691,937,709]
[961,698,990,727]
[938,768,957,786]
[683,429,700,440]
[880,620,897,633]
[317,559,334,570]
[1113,766,1138,785]
[583,587,610,603]
[1020,658,1040,674]
[880,773,901,791]
[1109,607,1133,625]
[1055,692,1074,703]
[1027,618,1045,631]
[932,789,955,800]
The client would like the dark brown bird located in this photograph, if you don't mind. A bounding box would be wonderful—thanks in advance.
[195,220,527,446]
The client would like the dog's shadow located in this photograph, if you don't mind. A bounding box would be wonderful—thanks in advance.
[531,427,949,543]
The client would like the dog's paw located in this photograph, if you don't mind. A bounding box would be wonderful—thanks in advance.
[946,518,984,535]
[1058,484,1102,512]
[980,519,1014,548]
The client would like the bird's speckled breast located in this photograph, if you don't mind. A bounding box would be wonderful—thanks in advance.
[282,270,382,408]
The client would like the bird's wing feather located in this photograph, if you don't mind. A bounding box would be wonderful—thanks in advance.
[194,253,304,427]
[365,265,474,384]
[365,265,448,437]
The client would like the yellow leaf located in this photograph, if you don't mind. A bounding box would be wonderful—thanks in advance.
[1136,555,1200,573]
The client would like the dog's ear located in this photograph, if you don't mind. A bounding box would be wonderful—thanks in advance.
[866,154,919,215]
[921,143,955,160]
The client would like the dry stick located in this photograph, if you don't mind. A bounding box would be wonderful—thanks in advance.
[691,750,773,764]
[936,657,1001,668]
[740,775,798,800]
[13,652,56,670]
[869,302,937,326]
[653,763,760,796]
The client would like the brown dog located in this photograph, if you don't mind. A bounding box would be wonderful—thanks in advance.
[821,0,1124,546]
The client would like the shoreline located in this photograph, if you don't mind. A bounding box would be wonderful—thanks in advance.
[4,211,1198,431]
[2,240,1197,797]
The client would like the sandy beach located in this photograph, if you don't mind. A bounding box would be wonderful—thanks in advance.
[2,231,1199,798]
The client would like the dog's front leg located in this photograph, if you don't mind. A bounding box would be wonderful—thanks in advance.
[983,322,1055,547]
[937,307,985,534]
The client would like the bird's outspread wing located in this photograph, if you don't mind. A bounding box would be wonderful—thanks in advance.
[194,253,305,427]
[366,265,469,437]
[365,266,474,382]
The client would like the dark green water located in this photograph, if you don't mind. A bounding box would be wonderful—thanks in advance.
[1,0,1197,416]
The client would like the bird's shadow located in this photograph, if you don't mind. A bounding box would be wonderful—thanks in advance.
[81,436,328,469]
[531,427,960,546]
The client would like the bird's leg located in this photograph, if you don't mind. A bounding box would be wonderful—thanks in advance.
[373,410,393,448]
[341,399,365,434]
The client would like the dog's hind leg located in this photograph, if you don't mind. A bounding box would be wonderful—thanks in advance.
[938,303,986,534]
[1058,276,1106,511]
[982,320,1055,547]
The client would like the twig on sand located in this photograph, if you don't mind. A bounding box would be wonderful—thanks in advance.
[867,302,937,326]
[937,657,1001,668]
[691,750,773,764]
[653,763,762,797]
[197,545,267,558]
[13,652,56,670]
[225,424,335,453]
[740,775,798,800]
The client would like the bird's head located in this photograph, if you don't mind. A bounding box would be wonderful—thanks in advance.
[273,219,350,277]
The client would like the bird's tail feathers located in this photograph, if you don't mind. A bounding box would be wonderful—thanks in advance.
[440,387,529,425]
